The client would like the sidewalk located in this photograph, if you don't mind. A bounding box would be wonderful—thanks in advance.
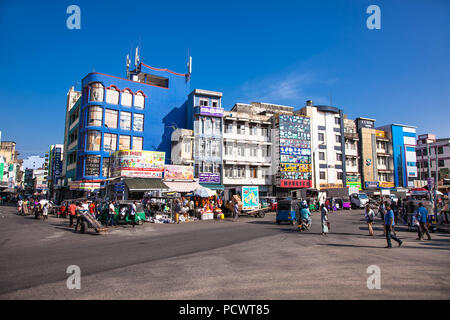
[437,223,450,234]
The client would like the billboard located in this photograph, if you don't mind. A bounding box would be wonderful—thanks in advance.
[164,165,194,181]
[242,186,259,210]
[199,106,224,117]
[112,150,165,178]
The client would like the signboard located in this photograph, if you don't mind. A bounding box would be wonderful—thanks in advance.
[85,156,101,176]
[440,168,449,179]
[280,180,311,188]
[199,173,220,184]
[199,106,224,117]
[347,181,362,190]
[319,183,344,189]
[112,150,165,178]
[280,163,311,172]
[242,186,259,210]
[164,165,194,181]
[364,181,379,189]
[375,130,386,138]
[427,177,434,188]
[357,119,374,130]
[69,181,101,191]
[379,181,394,188]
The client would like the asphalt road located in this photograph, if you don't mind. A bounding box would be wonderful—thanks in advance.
[0,205,449,299]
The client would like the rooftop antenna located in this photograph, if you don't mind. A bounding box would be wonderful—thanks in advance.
[186,48,192,80]
[126,54,130,78]
[135,46,140,69]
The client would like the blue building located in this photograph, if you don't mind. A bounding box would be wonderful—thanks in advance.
[75,59,190,183]
[377,124,418,188]
[186,89,224,191]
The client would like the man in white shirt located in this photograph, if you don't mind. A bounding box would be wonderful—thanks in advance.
[108,201,116,226]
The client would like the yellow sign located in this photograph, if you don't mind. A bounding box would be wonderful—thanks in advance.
[375,130,386,138]
[280,163,311,172]
[320,183,344,189]
[379,181,394,188]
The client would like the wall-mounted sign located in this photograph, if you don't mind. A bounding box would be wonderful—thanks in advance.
[112,150,165,178]
[364,181,379,189]
[164,165,194,181]
[375,130,386,138]
[320,183,344,189]
[366,159,372,166]
[379,181,394,188]
[199,173,220,184]
[280,179,311,188]
[199,106,224,117]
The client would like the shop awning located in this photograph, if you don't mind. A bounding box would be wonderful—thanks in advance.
[163,180,201,193]
[124,178,169,192]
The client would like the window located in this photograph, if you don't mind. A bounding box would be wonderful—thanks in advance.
[261,127,268,137]
[337,172,343,180]
[319,171,326,180]
[237,144,245,157]
[133,114,144,132]
[423,149,427,156]
[249,125,257,135]
[250,147,257,157]
[212,100,218,108]
[250,166,257,179]
[184,141,190,154]
[416,149,422,156]
[225,143,233,156]
[213,119,221,135]
[85,155,100,176]
[104,109,118,129]
[121,89,132,107]
[204,118,212,135]
[335,135,341,143]
[225,166,233,178]
[102,158,110,177]
[86,131,101,151]
[103,133,117,152]
[319,152,325,161]
[134,91,145,109]
[335,117,340,125]
[132,136,143,151]
[225,123,233,134]
[120,111,132,130]
[318,133,325,142]
[199,99,208,106]
[89,83,104,102]
[88,106,103,127]
[119,135,131,150]
[438,160,445,167]
[377,157,387,166]
[239,124,245,135]
[106,86,119,104]
[264,145,271,157]
[438,146,443,154]
[337,153,342,162]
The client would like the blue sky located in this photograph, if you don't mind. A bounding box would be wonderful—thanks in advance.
[0,0,449,158]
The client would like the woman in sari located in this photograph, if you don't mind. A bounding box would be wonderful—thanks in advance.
[321,204,329,236]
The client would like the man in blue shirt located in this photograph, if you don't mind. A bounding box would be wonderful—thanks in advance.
[384,205,403,248]
[300,203,311,228]
[416,203,431,240]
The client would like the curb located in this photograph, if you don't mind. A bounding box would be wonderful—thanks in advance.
[437,226,450,234]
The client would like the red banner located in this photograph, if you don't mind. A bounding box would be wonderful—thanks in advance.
[280,180,311,188]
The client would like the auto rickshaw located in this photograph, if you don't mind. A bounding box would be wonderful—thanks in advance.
[115,200,146,225]
[276,199,300,225]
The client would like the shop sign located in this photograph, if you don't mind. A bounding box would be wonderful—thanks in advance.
[199,106,224,117]
[280,163,311,172]
[375,130,386,138]
[280,171,311,180]
[357,119,374,130]
[319,183,344,189]
[280,180,311,188]
[379,181,394,188]
[346,175,360,182]
[199,173,220,184]
[164,165,194,181]
[347,181,362,190]
[280,146,311,156]
[69,181,101,191]
[364,181,379,189]
[280,155,311,164]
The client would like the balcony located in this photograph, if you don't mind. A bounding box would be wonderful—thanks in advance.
[344,132,359,140]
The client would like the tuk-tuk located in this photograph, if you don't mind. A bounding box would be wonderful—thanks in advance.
[115,200,146,225]
[276,199,300,225]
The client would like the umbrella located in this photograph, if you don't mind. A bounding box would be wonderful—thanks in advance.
[193,187,216,198]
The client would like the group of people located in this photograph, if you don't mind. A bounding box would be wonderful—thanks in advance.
[364,199,433,248]
[16,197,50,219]
[297,201,330,236]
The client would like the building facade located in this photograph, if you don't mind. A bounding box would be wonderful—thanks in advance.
[222,103,273,199]
[416,134,450,185]
[187,89,224,191]
[377,124,417,188]
[170,129,194,166]
[343,118,362,190]
[296,101,345,190]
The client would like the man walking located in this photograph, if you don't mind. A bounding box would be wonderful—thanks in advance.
[233,201,240,222]
[378,201,386,236]
[416,203,432,240]
[108,201,116,227]
[129,201,137,228]
[68,202,77,227]
[364,204,375,236]
[384,205,403,249]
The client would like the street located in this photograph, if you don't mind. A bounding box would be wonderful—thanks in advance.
[0,205,449,299]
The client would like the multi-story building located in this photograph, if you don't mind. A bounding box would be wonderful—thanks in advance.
[186,89,224,191]
[356,118,395,190]
[416,134,450,185]
[296,100,345,190]
[72,55,191,192]
[222,103,273,199]
[33,168,48,194]
[170,128,194,166]
[0,141,23,191]
[343,118,362,190]
[47,144,64,200]
[377,124,417,188]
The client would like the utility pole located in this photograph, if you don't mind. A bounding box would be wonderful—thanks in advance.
[434,146,439,216]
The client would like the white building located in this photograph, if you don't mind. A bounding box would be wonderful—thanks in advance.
[296,101,345,190]
[416,134,450,184]
[222,103,274,199]
[171,128,194,166]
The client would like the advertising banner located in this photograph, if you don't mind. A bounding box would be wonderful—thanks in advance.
[280,146,311,156]
[199,173,220,184]
[280,171,311,180]
[320,183,344,189]
[379,181,394,188]
[280,155,311,164]
[112,150,165,178]
[364,181,379,189]
[280,139,310,149]
[347,181,362,190]
[69,181,101,191]
[242,186,259,210]
[280,163,311,172]
[375,130,386,138]
[164,165,194,181]
[280,180,311,188]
